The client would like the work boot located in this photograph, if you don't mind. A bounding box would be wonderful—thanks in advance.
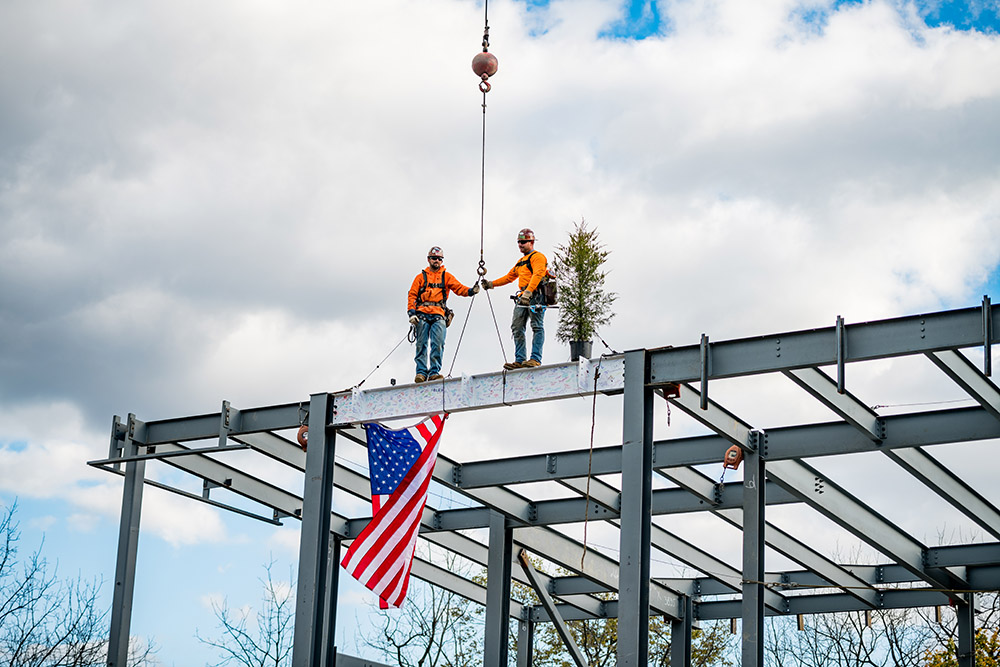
[414,374,426,383]
[503,361,523,370]
[428,373,444,381]
[522,359,541,368]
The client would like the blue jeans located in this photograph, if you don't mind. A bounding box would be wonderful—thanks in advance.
[414,314,446,376]
[511,293,545,363]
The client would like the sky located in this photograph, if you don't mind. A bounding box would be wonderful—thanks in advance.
[2,0,1000,664]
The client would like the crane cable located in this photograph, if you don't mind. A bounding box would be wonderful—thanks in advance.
[477,0,491,280]
[469,1,510,365]
[441,1,507,377]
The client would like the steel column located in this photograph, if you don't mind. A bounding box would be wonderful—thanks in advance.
[484,510,513,666]
[292,393,337,667]
[742,445,765,667]
[325,538,342,667]
[671,596,693,667]
[957,595,976,667]
[107,414,145,667]
[618,349,653,666]
[516,616,534,667]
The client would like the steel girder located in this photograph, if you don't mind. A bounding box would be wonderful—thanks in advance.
[98,302,1000,663]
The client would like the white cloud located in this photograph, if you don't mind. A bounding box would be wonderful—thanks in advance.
[0,7,999,658]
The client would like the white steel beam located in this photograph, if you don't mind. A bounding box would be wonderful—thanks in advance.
[332,356,624,423]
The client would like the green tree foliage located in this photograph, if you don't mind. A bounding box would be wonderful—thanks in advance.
[922,594,1000,667]
[552,219,617,343]
[924,630,1000,667]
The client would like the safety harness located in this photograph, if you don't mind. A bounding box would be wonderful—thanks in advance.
[416,270,455,326]
[516,251,557,306]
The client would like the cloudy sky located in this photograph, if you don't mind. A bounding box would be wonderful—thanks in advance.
[2,0,1000,663]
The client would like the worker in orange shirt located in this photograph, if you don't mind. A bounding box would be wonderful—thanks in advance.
[481,228,548,370]
[407,246,479,383]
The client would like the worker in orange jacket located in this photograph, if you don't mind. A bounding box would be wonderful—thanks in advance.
[481,228,548,370]
[407,246,479,383]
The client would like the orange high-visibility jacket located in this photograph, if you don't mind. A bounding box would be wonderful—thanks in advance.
[491,251,548,293]
[407,267,474,317]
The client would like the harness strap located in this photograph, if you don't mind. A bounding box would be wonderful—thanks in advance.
[515,251,549,287]
[416,269,450,310]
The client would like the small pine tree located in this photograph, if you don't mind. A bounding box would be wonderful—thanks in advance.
[552,219,617,343]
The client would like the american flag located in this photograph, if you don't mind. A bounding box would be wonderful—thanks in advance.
[341,414,446,608]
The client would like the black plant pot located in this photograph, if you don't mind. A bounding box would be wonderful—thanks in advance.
[569,340,593,361]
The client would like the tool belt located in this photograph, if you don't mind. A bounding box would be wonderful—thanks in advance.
[417,305,455,328]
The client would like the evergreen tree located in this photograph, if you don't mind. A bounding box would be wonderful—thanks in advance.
[552,219,617,343]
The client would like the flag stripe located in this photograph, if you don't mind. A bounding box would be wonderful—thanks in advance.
[343,436,437,576]
[341,414,446,608]
[350,444,437,584]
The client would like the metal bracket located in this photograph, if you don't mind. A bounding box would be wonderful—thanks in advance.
[126,412,147,445]
[202,478,232,499]
[700,334,710,410]
[108,416,125,471]
[219,400,240,448]
[836,315,846,394]
[451,463,462,487]
[546,454,557,474]
[984,295,993,377]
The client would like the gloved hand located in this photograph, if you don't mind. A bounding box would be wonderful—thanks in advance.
[517,290,532,306]
[469,281,481,295]
[481,278,493,290]
[409,315,419,326]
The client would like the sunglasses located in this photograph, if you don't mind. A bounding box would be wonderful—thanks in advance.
[517,239,532,244]
[428,256,444,260]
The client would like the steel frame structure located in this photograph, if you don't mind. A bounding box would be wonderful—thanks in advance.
[95,300,1000,667]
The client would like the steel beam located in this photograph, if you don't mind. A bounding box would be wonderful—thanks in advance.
[928,349,1000,420]
[666,383,752,448]
[333,356,625,423]
[783,367,883,441]
[767,459,968,593]
[114,306,1000,449]
[649,305,1000,384]
[431,451,681,620]
[712,507,879,608]
[884,446,1000,540]
[450,407,1000,487]
[559,476,787,610]
[519,550,588,667]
